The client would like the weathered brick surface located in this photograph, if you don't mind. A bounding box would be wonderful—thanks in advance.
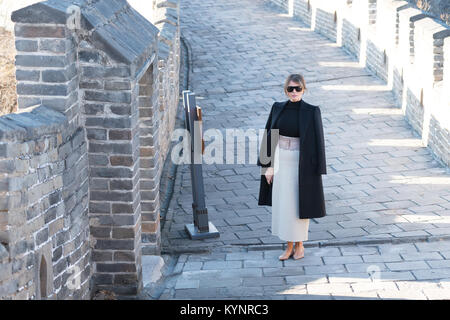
[128,0,181,255]
[0,106,90,300]
[2,0,181,300]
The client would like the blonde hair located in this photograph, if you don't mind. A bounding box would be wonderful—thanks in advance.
[284,73,307,96]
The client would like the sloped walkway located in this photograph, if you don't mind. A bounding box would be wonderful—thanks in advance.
[150,0,450,300]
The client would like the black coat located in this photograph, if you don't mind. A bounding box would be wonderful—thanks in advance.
[257,99,327,219]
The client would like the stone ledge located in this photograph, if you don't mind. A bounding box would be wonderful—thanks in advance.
[0,105,66,142]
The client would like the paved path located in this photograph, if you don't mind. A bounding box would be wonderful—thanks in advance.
[152,0,450,300]
[151,240,450,300]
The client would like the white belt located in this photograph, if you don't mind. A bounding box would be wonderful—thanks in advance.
[278,135,300,150]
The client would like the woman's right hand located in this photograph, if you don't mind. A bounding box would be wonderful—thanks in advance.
[265,167,274,184]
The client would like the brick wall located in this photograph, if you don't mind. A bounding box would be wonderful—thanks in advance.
[1,0,181,299]
[0,106,90,299]
[130,0,181,255]
[266,0,450,168]
[315,8,338,43]
[342,18,361,59]
[293,0,312,27]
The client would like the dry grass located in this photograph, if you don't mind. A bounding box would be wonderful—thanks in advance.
[0,27,17,116]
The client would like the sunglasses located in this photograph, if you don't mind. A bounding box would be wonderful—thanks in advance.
[287,86,303,93]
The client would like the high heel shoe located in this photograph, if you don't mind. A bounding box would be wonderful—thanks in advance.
[293,247,305,260]
[279,249,294,261]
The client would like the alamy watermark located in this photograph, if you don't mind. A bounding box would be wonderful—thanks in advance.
[170,124,280,173]
[66,265,82,291]
[66,5,81,30]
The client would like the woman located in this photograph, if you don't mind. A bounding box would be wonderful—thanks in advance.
[257,73,327,261]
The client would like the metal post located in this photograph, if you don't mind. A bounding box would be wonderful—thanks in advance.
[183,90,198,229]
[182,91,219,240]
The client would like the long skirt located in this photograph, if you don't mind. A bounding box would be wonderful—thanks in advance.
[271,137,310,242]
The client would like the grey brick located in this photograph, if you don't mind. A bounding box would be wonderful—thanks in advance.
[243,277,284,287]
[285,275,329,285]
[17,83,68,96]
[202,260,242,270]
[35,227,49,246]
[109,130,131,141]
[86,128,107,140]
[416,242,450,252]
[199,278,242,288]
[41,92,78,112]
[15,54,67,68]
[97,263,136,273]
[110,105,131,115]
[80,80,103,90]
[112,227,135,239]
[90,191,134,202]
[105,81,131,91]
[182,261,203,271]
[79,50,103,64]
[88,142,132,155]
[412,268,450,280]
[110,179,133,190]
[82,66,131,79]
[426,260,450,269]
[94,239,135,250]
[175,279,200,289]
[401,251,443,261]
[226,252,264,260]
[328,227,368,238]
[15,39,38,52]
[244,259,282,268]
[84,104,105,115]
[386,261,430,271]
[225,216,259,226]
[362,254,403,263]
[85,117,131,129]
[42,65,77,83]
[323,255,363,265]
[264,266,306,277]
[39,39,66,53]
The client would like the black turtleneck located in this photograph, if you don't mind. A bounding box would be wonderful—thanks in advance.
[274,100,301,137]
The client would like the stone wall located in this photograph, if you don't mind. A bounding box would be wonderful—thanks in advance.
[1,0,181,299]
[0,106,90,299]
[265,0,450,168]
[128,0,181,255]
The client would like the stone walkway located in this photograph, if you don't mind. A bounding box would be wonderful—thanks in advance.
[151,0,450,300]
[151,240,450,300]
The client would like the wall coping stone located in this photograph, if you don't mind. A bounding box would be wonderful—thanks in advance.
[0,105,66,142]
[12,0,159,66]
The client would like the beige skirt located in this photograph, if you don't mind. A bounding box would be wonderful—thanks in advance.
[271,136,310,242]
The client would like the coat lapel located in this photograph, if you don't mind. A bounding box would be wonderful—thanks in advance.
[270,99,313,146]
